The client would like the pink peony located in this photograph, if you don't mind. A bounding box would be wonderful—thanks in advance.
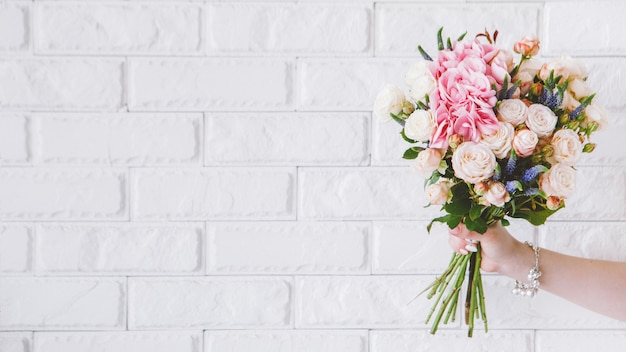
[428,39,509,149]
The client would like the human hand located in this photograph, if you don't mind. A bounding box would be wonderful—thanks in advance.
[448,221,522,273]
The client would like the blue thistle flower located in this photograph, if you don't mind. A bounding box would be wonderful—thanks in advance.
[525,188,542,196]
[522,165,548,182]
[506,180,522,193]
[505,155,517,176]
[569,104,585,120]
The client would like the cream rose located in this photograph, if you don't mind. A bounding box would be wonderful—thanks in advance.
[426,181,451,205]
[481,121,514,159]
[539,163,576,199]
[514,35,540,56]
[497,99,528,126]
[585,104,608,130]
[561,91,580,112]
[514,59,543,95]
[551,129,582,166]
[451,142,496,184]
[526,104,557,137]
[484,182,511,207]
[414,148,444,177]
[373,85,406,122]
[512,128,539,157]
[569,78,594,100]
[404,110,435,142]
[539,56,588,82]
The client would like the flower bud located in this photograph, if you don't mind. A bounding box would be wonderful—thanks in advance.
[448,134,464,151]
[582,143,596,153]
[567,120,580,130]
[587,121,599,133]
[474,182,488,196]
[541,145,554,157]
[558,114,570,125]
[402,101,415,115]
[546,196,562,210]
[530,83,543,96]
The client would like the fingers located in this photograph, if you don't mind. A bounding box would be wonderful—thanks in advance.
[448,234,474,255]
[448,223,482,243]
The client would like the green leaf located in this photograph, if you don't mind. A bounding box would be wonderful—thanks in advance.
[427,215,450,233]
[444,198,472,215]
[500,218,510,227]
[465,217,488,234]
[469,204,483,221]
[437,27,444,50]
[446,214,463,230]
[403,146,425,159]
[390,112,406,127]
[510,209,557,226]
[401,129,418,144]
[417,45,433,61]
[457,31,467,41]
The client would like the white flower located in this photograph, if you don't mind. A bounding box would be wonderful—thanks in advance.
[539,56,588,82]
[551,129,582,166]
[414,148,444,177]
[484,182,511,207]
[451,142,496,184]
[561,91,580,112]
[526,104,557,137]
[373,85,406,122]
[569,78,594,100]
[540,163,576,199]
[481,121,514,159]
[514,58,543,95]
[497,99,528,126]
[585,104,608,131]
[404,110,435,142]
[405,61,435,103]
[426,181,451,205]
[512,128,538,157]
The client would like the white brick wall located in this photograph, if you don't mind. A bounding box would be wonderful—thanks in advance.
[1,1,625,351]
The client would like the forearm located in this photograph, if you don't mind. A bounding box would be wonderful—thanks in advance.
[499,242,626,321]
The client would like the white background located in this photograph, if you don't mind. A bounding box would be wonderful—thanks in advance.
[1,1,626,351]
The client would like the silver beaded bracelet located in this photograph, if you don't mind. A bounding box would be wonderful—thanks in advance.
[511,241,541,297]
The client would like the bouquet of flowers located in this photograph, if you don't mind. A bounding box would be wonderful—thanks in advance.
[374,28,606,336]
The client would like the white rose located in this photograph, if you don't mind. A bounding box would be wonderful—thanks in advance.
[414,148,444,177]
[561,91,580,112]
[405,60,431,87]
[409,76,436,103]
[497,99,528,126]
[526,104,557,137]
[373,84,406,122]
[484,182,511,207]
[426,181,451,205]
[404,110,435,142]
[481,121,514,159]
[551,129,582,166]
[569,78,594,100]
[451,142,496,184]
[539,56,587,82]
[539,163,576,199]
[512,128,538,157]
[585,104,608,131]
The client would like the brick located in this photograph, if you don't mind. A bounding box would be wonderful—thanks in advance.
[32,113,202,165]
[0,224,32,273]
[205,112,369,166]
[207,222,369,274]
[372,117,410,166]
[0,2,29,52]
[474,276,626,329]
[295,276,439,328]
[298,167,439,220]
[298,59,410,110]
[536,331,626,352]
[372,220,535,274]
[207,3,371,55]
[0,58,123,110]
[0,168,127,220]
[129,277,292,329]
[583,58,626,111]
[545,2,626,56]
[375,4,540,56]
[35,332,201,352]
[132,168,295,220]
[0,333,31,352]
[128,58,293,111]
[0,277,125,329]
[552,166,625,221]
[35,2,202,54]
[0,114,30,165]
[578,110,625,166]
[539,222,626,262]
[370,330,533,352]
[36,223,203,275]
[205,330,367,352]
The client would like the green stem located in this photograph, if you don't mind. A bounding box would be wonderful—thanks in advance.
[428,254,470,335]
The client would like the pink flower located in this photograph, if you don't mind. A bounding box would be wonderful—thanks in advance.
[428,39,509,149]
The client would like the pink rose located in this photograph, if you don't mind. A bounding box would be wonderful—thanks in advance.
[513,35,540,56]
[551,129,582,166]
[428,39,508,149]
[512,128,538,157]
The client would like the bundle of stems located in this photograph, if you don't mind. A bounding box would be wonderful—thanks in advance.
[421,243,488,337]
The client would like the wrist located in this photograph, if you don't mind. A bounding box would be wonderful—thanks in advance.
[496,239,537,282]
